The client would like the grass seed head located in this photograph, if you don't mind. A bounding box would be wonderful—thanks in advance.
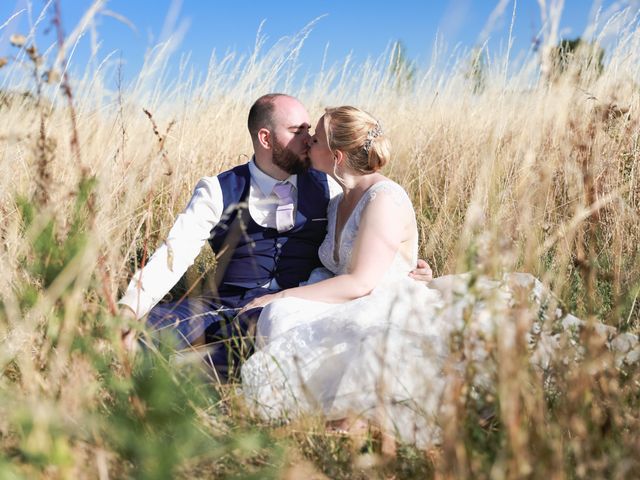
[43,70,61,84]
[9,33,26,47]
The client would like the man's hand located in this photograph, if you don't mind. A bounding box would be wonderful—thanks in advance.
[119,306,139,353]
[409,258,433,283]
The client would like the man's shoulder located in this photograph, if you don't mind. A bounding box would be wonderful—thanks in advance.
[216,163,250,183]
[187,176,222,205]
[195,175,218,185]
[191,175,220,193]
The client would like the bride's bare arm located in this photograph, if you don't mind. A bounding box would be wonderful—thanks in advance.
[244,191,411,309]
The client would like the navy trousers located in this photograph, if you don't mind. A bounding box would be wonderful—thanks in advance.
[145,286,271,379]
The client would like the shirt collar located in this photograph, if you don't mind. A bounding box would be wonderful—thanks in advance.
[249,156,298,195]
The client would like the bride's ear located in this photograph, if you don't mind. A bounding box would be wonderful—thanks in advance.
[334,150,344,165]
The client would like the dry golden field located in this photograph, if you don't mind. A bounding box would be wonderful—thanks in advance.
[1,2,639,479]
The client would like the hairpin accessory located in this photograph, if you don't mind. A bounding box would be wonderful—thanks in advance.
[363,122,383,153]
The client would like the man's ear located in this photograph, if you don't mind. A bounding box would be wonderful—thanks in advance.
[257,128,271,149]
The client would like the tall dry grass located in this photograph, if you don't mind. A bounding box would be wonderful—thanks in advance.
[0,1,639,478]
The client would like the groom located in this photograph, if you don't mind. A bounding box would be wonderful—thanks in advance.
[118,93,432,376]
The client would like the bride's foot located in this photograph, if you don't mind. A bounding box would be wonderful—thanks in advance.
[326,417,371,455]
[326,418,397,457]
[326,417,369,437]
[379,430,397,458]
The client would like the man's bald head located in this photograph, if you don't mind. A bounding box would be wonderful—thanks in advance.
[248,93,297,141]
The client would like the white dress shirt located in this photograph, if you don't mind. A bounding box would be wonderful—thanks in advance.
[119,159,341,319]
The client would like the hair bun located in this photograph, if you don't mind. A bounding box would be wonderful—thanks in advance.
[366,133,389,172]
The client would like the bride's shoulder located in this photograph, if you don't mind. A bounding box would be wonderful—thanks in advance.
[366,178,412,207]
[357,179,414,226]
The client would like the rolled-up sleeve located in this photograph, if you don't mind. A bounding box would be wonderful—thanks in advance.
[118,177,223,319]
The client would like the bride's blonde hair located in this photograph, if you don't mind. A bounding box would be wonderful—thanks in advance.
[323,106,390,174]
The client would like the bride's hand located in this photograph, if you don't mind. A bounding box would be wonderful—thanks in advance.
[241,292,284,313]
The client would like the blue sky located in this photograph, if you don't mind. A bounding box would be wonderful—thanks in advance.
[1,0,638,84]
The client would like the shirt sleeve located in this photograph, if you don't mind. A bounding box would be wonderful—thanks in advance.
[118,176,223,319]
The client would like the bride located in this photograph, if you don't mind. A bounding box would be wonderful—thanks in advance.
[239,106,638,450]
[240,106,451,448]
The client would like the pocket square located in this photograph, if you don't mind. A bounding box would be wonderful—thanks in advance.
[311,217,328,221]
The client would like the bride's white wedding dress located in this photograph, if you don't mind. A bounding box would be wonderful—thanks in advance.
[241,181,639,449]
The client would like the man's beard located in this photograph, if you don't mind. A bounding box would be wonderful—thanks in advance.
[272,136,310,174]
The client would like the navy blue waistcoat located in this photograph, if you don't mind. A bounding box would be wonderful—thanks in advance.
[209,163,330,292]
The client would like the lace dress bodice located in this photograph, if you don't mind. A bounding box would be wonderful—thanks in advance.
[315,180,418,283]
